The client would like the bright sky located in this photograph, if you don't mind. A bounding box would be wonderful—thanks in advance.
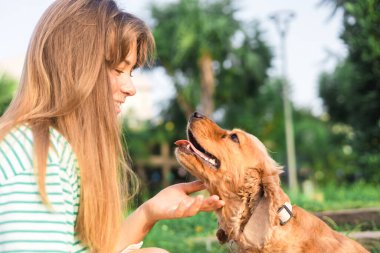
[0,0,346,116]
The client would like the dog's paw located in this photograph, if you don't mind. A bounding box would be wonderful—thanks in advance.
[216,228,228,244]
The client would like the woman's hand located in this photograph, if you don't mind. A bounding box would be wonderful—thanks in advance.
[117,181,224,248]
[140,181,224,226]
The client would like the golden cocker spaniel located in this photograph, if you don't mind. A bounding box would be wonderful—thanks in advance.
[175,112,368,253]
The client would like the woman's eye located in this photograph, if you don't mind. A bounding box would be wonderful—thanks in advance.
[230,133,239,144]
[115,69,124,75]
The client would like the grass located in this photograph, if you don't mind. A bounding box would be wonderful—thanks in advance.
[144,211,228,252]
[142,182,380,252]
[287,181,380,212]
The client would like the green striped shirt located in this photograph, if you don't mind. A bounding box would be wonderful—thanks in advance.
[0,125,88,252]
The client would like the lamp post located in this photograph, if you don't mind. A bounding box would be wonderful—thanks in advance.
[269,10,298,194]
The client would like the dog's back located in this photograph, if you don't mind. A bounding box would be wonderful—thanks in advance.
[264,206,369,253]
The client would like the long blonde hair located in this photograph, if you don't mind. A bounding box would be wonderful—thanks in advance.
[0,0,154,251]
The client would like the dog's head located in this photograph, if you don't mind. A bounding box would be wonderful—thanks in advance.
[175,112,281,199]
[175,112,288,248]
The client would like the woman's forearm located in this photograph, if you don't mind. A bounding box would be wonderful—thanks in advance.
[115,203,155,252]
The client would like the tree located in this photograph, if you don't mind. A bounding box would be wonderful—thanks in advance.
[215,21,272,129]
[319,0,380,181]
[151,0,272,128]
[147,0,351,187]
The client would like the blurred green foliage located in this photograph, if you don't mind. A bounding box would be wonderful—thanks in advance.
[288,181,380,212]
[151,0,272,117]
[151,0,241,75]
[0,74,16,116]
[144,211,228,253]
[319,0,380,182]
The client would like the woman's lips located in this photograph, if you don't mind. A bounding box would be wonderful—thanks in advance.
[114,100,124,113]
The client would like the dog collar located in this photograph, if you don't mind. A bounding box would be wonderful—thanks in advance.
[278,202,293,225]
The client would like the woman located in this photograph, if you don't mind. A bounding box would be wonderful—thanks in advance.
[0,0,224,252]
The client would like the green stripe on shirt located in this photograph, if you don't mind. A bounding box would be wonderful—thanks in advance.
[0,125,87,252]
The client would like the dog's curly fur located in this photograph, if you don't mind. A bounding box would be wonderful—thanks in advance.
[175,113,368,253]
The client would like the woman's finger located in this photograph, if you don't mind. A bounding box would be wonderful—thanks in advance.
[177,180,206,194]
[200,195,225,212]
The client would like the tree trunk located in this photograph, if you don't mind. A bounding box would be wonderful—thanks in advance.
[198,53,215,118]
[175,89,194,120]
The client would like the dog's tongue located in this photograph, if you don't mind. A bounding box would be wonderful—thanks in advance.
[175,140,190,147]
[175,140,209,160]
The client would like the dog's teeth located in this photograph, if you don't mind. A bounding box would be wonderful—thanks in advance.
[204,157,215,166]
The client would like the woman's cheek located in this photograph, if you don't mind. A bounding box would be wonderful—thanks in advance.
[109,74,119,94]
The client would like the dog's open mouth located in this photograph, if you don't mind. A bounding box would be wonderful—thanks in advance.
[175,130,221,169]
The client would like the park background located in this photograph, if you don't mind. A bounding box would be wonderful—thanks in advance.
[1,0,379,252]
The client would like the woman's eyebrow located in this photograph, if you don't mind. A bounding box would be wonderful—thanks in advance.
[123,60,132,65]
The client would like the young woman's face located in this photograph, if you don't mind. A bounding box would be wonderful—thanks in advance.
[108,42,138,114]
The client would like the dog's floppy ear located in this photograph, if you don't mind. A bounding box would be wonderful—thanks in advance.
[242,195,273,248]
[239,169,274,248]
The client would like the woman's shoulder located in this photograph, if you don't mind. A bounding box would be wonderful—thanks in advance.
[48,127,80,180]
[0,125,79,183]
[49,126,76,161]
[0,124,33,146]
[0,124,34,182]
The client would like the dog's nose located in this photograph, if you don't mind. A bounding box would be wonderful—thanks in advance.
[192,112,205,119]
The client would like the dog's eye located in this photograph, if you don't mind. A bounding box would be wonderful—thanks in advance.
[230,133,240,143]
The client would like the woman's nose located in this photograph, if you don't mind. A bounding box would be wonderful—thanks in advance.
[120,76,136,96]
